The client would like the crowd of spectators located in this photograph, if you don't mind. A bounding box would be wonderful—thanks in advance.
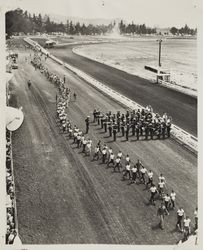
[5,130,17,244]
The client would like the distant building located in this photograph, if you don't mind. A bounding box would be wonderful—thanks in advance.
[44,40,56,48]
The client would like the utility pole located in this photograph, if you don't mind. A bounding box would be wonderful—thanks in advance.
[156,39,162,83]
[158,39,162,67]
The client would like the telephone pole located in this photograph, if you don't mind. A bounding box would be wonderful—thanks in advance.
[158,39,162,67]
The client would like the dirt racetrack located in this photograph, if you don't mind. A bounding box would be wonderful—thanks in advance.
[10,47,197,244]
[49,44,197,136]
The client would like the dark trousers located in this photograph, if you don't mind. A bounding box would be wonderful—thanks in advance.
[114,163,121,172]
[123,170,131,179]
[132,172,137,182]
[149,192,156,204]
[86,126,89,134]
[140,173,146,183]
[176,216,183,230]
[107,159,114,167]
[121,128,124,136]
[102,154,107,163]
[146,178,153,187]
[93,152,99,161]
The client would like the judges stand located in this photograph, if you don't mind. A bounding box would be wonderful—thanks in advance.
[144,65,171,84]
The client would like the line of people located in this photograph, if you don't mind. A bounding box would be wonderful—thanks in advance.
[91,107,172,141]
[6,130,18,244]
[31,49,197,241]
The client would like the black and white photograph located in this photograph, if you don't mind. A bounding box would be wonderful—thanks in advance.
[0,0,201,248]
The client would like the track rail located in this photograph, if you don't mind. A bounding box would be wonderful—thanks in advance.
[24,37,198,153]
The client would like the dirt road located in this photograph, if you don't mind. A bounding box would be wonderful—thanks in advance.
[10,49,197,244]
[49,44,197,136]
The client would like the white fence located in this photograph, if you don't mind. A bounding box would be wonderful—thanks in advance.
[24,38,198,153]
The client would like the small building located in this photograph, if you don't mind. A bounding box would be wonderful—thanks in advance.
[44,40,56,48]
[145,65,170,83]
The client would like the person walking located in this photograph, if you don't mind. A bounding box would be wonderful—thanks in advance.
[107,153,115,168]
[140,165,147,184]
[108,123,112,137]
[27,80,31,89]
[146,170,153,188]
[123,163,131,180]
[170,190,176,210]
[158,179,165,198]
[113,123,117,141]
[73,92,77,101]
[125,123,130,141]
[93,145,100,161]
[176,207,185,232]
[194,207,198,231]
[163,194,170,214]
[131,165,138,183]
[183,216,191,240]
[82,137,87,153]
[149,184,157,205]
[114,156,122,172]
[157,203,168,230]
[85,116,90,134]
[101,147,107,164]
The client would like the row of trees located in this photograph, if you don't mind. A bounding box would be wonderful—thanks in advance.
[6,8,196,38]
[119,20,156,34]
[170,25,197,36]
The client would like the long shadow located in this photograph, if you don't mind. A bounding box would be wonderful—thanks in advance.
[151,223,162,231]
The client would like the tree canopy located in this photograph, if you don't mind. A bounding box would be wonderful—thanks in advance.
[6,8,197,38]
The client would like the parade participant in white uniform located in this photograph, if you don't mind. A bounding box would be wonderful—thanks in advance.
[131,165,138,183]
[107,152,115,168]
[146,170,153,188]
[101,147,107,164]
[170,190,176,209]
[123,163,131,180]
[140,166,147,184]
[183,216,191,239]
[114,156,122,172]
[149,184,157,205]
[93,145,100,161]
[176,208,185,232]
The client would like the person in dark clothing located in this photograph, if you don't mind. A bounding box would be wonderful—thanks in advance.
[166,123,171,137]
[108,123,112,137]
[93,109,97,122]
[135,125,140,140]
[113,124,117,141]
[157,203,169,230]
[125,124,130,141]
[85,116,90,134]
[162,123,166,139]
[120,121,125,136]
[73,92,77,101]
[27,80,31,88]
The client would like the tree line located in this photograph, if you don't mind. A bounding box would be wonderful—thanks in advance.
[170,25,197,36]
[6,8,196,38]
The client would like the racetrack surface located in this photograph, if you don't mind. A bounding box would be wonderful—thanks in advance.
[10,49,197,244]
[49,44,197,137]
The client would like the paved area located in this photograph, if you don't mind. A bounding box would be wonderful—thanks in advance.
[10,49,197,244]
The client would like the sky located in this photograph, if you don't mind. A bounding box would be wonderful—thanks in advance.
[3,0,201,28]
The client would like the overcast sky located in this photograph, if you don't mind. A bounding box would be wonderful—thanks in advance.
[4,0,201,28]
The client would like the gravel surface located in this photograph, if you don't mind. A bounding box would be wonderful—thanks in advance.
[10,49,197,244]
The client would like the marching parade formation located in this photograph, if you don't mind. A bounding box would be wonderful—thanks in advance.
[28,50,197,240]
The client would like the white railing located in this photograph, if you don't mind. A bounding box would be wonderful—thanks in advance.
[23,38,198,153]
